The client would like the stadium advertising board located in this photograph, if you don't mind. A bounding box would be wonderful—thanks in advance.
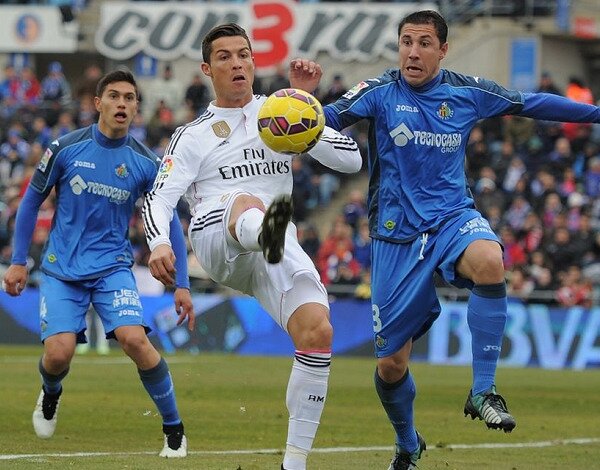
[1,291,598,370]
[95,1,437,73]
[0,6,78,53]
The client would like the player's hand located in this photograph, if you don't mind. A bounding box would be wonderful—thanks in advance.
[289,58,322,94]
[174,288,195,331]
[2,264,28,297]
[148,244,176,286]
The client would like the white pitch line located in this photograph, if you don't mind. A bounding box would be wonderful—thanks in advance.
[1,437,599,460]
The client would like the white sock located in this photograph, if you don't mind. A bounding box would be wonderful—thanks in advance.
[283,351,331,470]
[234,207,264,251]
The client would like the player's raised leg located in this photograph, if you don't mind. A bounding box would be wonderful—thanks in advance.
[231,193,293,265]
[457,240,516,432]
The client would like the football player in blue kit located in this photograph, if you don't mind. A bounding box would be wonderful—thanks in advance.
[295,9,600,470]
[2,69,194,457]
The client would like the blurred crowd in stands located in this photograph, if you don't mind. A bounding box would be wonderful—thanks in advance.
[1,60,600,308]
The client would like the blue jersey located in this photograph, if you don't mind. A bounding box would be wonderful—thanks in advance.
[29,124,160,280]
[324,68,600,242]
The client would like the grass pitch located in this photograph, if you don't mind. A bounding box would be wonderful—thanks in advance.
[1,345,599,469]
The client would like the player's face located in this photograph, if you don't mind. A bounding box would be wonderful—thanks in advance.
[398,23,448,87]
[94,81,138,139]
[201,35,255,108]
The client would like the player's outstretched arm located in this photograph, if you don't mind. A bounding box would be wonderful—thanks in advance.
[289,58,322,95]
[308,126,362,173]
[519,92,600,123]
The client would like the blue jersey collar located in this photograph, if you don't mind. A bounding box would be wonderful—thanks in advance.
[92,124,129,148]
[399,69,443,93]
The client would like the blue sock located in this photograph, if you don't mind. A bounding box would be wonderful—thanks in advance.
[138,358,181,425]
[39,357,68,395]
[468,283,507,395]
[374,368,417,453]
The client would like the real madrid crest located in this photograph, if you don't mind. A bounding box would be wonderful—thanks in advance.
[212,121,231,138]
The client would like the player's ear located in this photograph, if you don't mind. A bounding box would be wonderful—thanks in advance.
[439,42,448,60]
[94,96,102,113]
[201,62,211,78]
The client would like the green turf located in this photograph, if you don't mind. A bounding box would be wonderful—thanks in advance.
[1,345,599,469]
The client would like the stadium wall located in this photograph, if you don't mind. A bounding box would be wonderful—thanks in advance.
[2,2,600,99]
[1,289,598,370]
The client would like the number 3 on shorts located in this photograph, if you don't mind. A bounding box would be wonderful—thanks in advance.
[372,304,382,333]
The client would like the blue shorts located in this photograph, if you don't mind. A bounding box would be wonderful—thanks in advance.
[370,210,499,358]
[38,268,148,343]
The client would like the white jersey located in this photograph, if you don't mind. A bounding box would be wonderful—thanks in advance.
[144,95,361,249]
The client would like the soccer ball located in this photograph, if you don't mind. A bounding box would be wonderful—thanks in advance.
[257,88,325,154]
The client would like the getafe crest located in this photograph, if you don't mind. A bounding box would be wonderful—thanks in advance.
[115,163,129,178]
[212,121,231,138]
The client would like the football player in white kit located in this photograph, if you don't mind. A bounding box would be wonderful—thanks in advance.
[142,23,362,470]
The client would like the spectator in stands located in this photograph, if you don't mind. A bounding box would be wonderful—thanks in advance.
[545,227,579,274]
[266,62,289,95]
[40,61,72,126]
[30,116,53,148]
[147,99,176,148]
[520,212,544,254]
[503,195,531,233]
[144,64,184,121]
[297,221,321,265]
[342,189,367,231]
[556,264,593,307]
[1,128,31,162]
[500,226,526,269]
[184,73,210,118]
[18,67,41,109]
[317,218,356,285]
[52,110,76,139]
[544,136,575,179]
[0,65,20,119]
[320,74,347,106]
[506,265,534,300]
[503,115,536,155]
[75,63,102,104]
[352,217,371,272]
[535,71,562,96]
[585,156,600,198]
[474,175,505,216]
[563,76,594,142]
[501,156,526,193]
[291,156,317,222]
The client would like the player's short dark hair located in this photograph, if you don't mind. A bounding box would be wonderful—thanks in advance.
[202,23,252,64]
[398,10,448,45]
[95,68,139,99]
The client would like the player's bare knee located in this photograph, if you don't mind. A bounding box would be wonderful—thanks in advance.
[293,316,332,350]
[377,355,409,382]
[469,250,505,284]
[118,332,149,357]
[43,349,73,371]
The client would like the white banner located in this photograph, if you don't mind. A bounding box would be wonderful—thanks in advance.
[95,1,436,73]
[0,6,79,53]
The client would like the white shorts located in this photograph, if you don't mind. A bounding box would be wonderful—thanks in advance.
[189,191,329,331]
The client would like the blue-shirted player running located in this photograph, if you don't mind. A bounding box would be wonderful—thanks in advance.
[294,9,600,470]
[2,69,194,458]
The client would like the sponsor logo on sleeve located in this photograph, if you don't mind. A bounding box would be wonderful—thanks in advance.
[38,148,53,172]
